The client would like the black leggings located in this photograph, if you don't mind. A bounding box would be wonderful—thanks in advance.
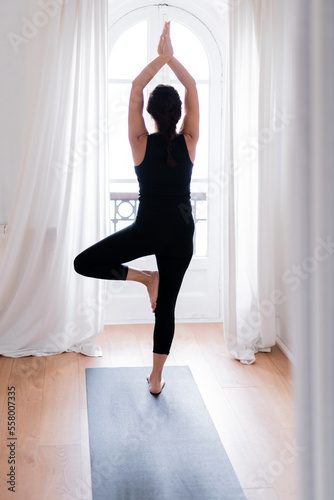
[74,201,194,355]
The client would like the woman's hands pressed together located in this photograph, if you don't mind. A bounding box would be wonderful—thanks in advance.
[158,21,173,60]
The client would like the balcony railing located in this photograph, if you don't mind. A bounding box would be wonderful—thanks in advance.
[110,192,207,255]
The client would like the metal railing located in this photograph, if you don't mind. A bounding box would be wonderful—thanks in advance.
[110,192,207,234]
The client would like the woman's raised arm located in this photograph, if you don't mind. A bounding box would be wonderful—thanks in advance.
[128,53,170,147]
[163,22,199,154]
[128,24,173,148]
[168,56,199,143]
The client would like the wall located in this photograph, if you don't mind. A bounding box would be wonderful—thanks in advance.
[273,0,296,361]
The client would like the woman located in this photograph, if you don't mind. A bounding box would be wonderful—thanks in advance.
[74,22,199,394]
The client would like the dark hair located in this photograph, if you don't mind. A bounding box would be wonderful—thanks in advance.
[147,84,182,166]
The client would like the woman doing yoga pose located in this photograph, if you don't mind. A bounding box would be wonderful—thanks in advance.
[74,22,199,394]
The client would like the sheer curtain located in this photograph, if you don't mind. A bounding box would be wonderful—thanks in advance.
[0,0,108,357]
[222,0,276,364]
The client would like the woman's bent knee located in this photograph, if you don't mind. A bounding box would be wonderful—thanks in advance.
[73,253,85,275]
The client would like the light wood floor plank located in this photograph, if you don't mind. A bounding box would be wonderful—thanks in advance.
[268,345,293,381]
[0,357,46,498]
[10,358,45,498]
[10,356,46,401]
[15,401,43,499]
[80,409,92,500]
[106,324,144,367]
[243,353,295,429]
[39,353,80,446]
[189,362,266,490]
[172,323,207,365]
[133,322,157,366]
[78,330,111,410]
[0,357,14,419]
[190,322,256,388]
[35,445,81,500]
[224,387,297,498]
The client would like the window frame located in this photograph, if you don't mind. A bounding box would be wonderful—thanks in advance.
[105,1,224,322]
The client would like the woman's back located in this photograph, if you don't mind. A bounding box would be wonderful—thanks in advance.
[135,133,193,204]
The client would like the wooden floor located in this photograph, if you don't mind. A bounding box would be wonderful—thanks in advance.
[0,323,297,500]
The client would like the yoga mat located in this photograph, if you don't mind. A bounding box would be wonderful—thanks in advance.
[86,366,246,500]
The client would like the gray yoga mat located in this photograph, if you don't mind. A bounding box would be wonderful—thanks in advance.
[86,366,246,500]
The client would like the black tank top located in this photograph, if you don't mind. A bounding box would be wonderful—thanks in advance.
[134,133,193,208]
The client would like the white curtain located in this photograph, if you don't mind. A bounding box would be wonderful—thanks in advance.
[0,0,108,357]
[222,0,276,364]
[285,1,334,499]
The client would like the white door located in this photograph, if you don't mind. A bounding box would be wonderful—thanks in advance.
[105,5,222,323]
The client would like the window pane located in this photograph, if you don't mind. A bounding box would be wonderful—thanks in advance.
[108,83,133,179]
[194,220,208,256]
[193,84,209,179]
[108,21,148,80]
[170,22,209,80]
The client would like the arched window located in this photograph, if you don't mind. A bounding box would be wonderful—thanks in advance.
[106,4,222,322]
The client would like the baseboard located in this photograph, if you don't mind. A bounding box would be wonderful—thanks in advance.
[276,336,295,364]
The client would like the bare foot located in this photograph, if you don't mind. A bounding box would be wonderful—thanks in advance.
[146,374,165,395]
[146,271,159,312]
